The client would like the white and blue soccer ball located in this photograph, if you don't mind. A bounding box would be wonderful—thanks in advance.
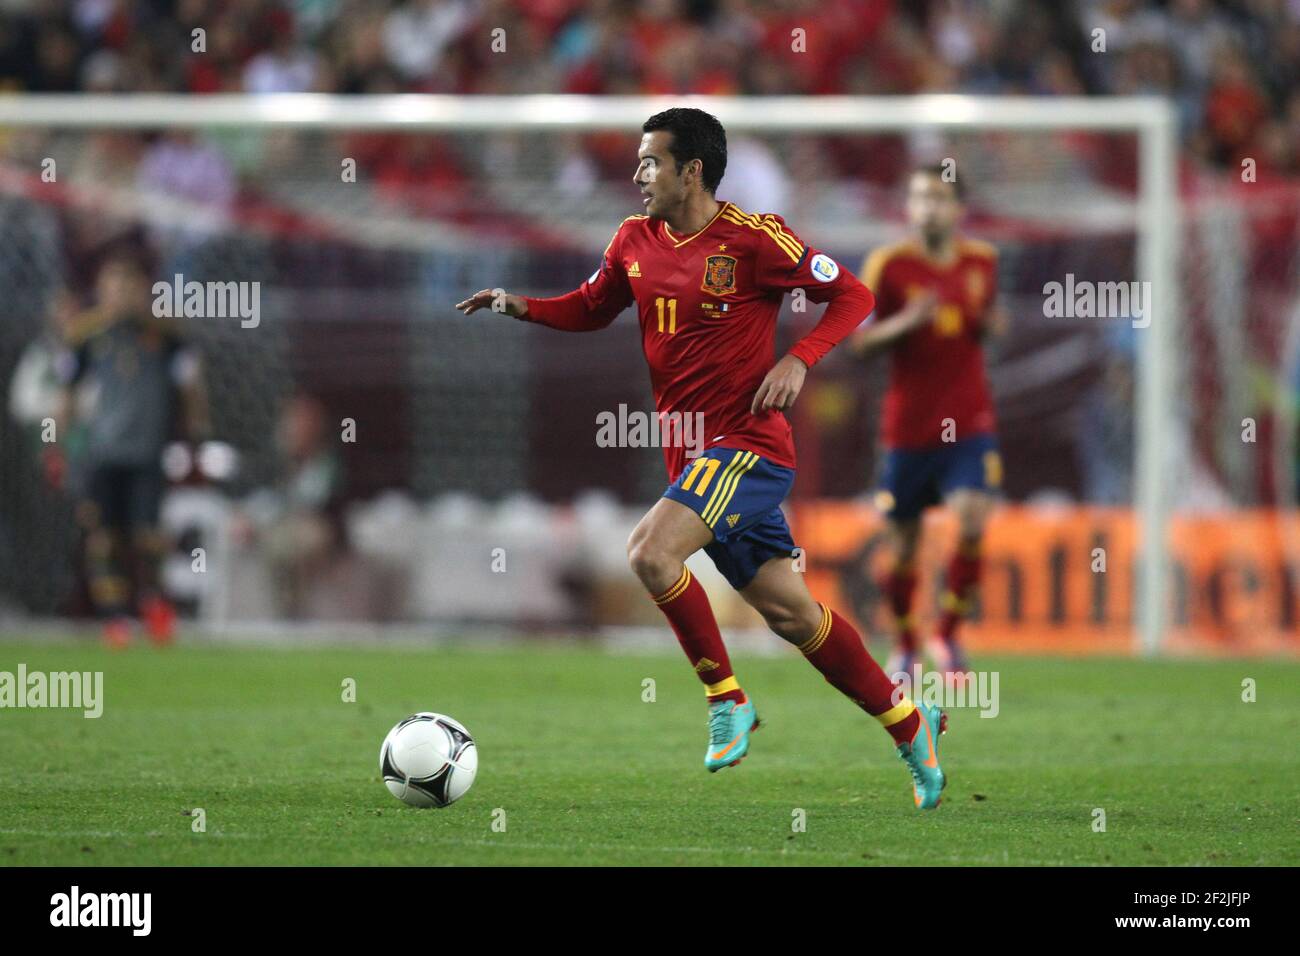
[380,712,478,808]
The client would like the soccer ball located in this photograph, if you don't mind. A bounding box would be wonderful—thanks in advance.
[379,712,478,808]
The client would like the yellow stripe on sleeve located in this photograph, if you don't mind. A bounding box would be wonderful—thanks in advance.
[862,246,895,292]
[721,208,803,262]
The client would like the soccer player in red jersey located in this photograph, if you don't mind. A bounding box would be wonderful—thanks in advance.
[457,109,947,808]
[852,164,1004,682]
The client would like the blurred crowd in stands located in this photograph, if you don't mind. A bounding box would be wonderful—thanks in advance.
[0,0,1297,174]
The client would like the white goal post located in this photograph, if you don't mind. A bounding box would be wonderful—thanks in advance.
[0,93,1179,655]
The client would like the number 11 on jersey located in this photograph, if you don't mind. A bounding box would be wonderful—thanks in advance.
[655,297,678,334]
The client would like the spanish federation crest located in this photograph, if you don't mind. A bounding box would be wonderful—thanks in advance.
[701,254,738,296]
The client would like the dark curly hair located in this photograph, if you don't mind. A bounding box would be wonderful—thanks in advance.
[642,107,728,194]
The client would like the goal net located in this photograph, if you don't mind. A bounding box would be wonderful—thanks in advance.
[0,94,1295,655]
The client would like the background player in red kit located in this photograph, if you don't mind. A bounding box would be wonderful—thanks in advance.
[457,108,948,809]
[852,165,1004,681]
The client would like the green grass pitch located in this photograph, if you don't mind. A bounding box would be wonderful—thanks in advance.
[0,638,1296,866]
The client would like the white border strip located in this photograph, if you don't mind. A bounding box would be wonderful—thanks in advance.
[0,93,1172,131]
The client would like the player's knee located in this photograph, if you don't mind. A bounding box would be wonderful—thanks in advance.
[953,500,989,540]
[626,535,676,590]
[892,523,921,563]
[765,612,803,642]
[625,528,647,572]
[759,599,819,643]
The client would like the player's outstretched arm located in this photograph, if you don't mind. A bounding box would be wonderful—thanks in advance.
[850,291,938,358]
[456,278,629,333]
[455,288,528,318]
[462,221,636,332]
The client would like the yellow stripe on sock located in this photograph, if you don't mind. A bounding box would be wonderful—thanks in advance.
[875,698,917,728]
[705,675,740,697]
[91,576,130,605]
[653,568,692,605]
[798,604,833,656]
[940,591,971,613]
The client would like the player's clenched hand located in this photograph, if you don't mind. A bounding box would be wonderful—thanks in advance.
[454,288,528,318]
[751,354,808,415]
[904,290,940,328]
[851,290,940,357]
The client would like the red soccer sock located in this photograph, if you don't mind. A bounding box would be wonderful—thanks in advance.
[799,604,920,745]
[938,541,983,644]
[652,567,745,704]
[883,563,919,653]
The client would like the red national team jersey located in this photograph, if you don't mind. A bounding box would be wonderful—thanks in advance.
[525,201,874,481]
[862,237,999,450]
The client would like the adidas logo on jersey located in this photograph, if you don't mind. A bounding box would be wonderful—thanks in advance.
[726,514,741,528]
[627,261,642,278]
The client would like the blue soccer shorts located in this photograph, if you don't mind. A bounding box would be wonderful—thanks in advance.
[875,433,1002,522]
[662,447,798,591]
